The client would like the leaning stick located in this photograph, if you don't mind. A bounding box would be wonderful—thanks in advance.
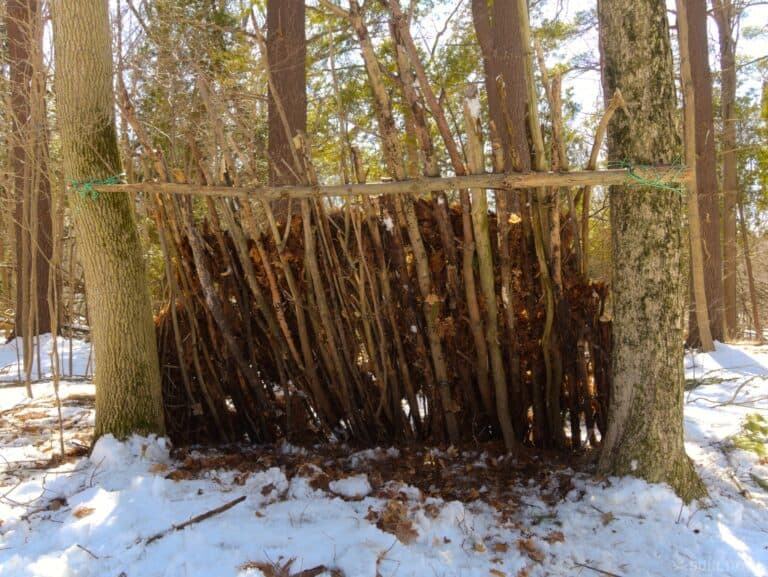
[93,167,690,201]
[144,495,247,545]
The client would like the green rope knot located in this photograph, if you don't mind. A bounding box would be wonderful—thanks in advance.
[607,160,686,193]
[67,175,122,201]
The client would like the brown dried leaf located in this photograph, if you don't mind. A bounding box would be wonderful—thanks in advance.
[261,483,277,496]
[601,511,615,526]
[544,531,565,544]
[473,542,486,553]
[72,506,95,519]
[149,463,169,474]
[517,539,545,563]
[165,469,194,482]
[492,542,509,553]
[490,569,507,577]
[424,503,440,519]
[376,500,418,544]
[516,566,532,577]
[309,473,330,492]
[425,293,442,306]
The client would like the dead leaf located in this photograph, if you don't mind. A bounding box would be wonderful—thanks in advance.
[601,511,615,526]
[376,500,419,544]
[473,542,486,553]
[47,497,67,511]
[149,463,169,474]
[72,506,95,519]
[165,469,194,482]
[492,542,509,553]
[544,531,565,544]
[516,566,532,577]
[425,293,442,306]
[424,503,440,518]
[517,539,545,563]
[261,483,276,496]
[490,569,507,577]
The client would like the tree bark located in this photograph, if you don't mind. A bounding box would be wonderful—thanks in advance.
[8,0,52,338]
[596,0,706,502]
[738,198,763,343]
[685,0,724,343]
[51,0,165,439]
[713,0,739,340]
[472,0,531,171]
[266,0,306,217]
[677,0,715,353]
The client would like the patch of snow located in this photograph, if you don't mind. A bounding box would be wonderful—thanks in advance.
[329,474,372,499]
[3,337,768,577]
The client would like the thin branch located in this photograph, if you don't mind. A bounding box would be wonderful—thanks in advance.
[143,495,247,545]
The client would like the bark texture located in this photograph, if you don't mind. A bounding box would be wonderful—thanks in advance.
[677,0,715,353]
[8,0,52,337]
[686,0,724,344]
[472,0,530,171]
[713,0,739,339]
[52,0,165,439]
[267,0,306,189]
[596,0,706,502]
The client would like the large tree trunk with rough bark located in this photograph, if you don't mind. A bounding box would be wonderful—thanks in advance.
[677,0,715,353]
[8,0,52,338]
[472,0,530,172]
[596,0,706,502]
[685,0,724,344]
[51,0,165,439]
[267,0,306,219]
[713,0,739,340]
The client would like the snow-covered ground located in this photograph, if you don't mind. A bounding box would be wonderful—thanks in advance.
[1,338,767,577]
[0,335,92,384]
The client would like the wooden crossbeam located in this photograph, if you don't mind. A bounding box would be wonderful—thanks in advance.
[93,167,691,200]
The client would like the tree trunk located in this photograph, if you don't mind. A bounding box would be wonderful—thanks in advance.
[677,0,715,353]
[8,0,52,338]
[267,0,306,219]
[51,0,165,439]
[738,198,763,344]
[685,0,724,343]
[713,0,739,340]
[596,0,706,502]
[472,0,531,172]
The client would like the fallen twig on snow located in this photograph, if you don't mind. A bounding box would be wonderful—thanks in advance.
[574,561,624,577]
[143,495,246,545]
[76,543,99,559]
[687,376,763,407]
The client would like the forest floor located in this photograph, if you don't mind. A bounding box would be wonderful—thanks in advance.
[1,338,767,577]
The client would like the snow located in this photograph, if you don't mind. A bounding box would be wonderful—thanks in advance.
[0,334,92,384]
[328,474,371,498]
[2,338,768,576]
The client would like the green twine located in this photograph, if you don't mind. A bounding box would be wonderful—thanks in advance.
[606,160,686,193]
[67,175,122,201]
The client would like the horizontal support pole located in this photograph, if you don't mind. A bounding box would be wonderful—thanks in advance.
[93,167,691,200]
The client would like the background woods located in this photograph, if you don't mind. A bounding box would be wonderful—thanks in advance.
[0,0,767,499]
